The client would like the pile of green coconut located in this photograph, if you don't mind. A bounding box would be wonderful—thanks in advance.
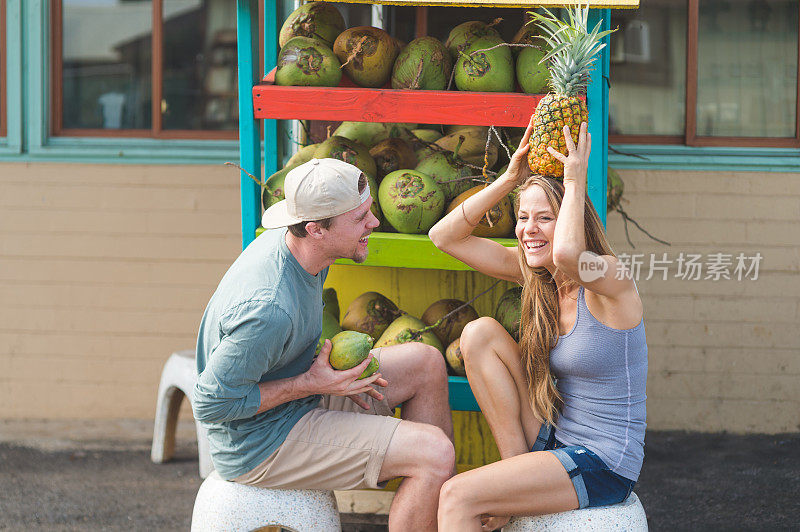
[320,287,523,377]
[276,3,549,94]
[263,120,525,237]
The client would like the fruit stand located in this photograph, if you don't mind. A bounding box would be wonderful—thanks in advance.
[235,0,635,471]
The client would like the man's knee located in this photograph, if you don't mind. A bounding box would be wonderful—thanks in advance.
[416,425,455,479]
[409,342,448,386]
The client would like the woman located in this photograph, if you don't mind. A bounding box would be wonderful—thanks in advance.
[429,120,647,531]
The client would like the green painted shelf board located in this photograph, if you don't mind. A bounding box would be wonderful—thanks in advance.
[255,228,517,270]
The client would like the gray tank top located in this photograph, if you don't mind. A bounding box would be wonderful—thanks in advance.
[549,285,647,481]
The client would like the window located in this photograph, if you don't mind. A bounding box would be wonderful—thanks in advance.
[51,0,239,139]
[1,0,6,138]
[610,0,800,147]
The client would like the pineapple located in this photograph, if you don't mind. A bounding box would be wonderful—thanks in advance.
[527,3,614,178]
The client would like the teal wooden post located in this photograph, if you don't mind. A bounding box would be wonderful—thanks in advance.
[587,9,611,230]
[263,0,279,217]
[237,0,261,250]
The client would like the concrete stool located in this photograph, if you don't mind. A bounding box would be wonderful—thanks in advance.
[151,349,214,478]
[191,471,342,532]
[502,492,647,531]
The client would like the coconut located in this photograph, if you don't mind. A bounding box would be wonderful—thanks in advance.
[494,287,522,341]
[333,122,417,149]
[435,126,498,167]
[516,45,549,94]
[455,36,514,93]
[279,2,345,49]
[369,138,417,180]
[511,23,542,57]
[322,287,340,321]
[410,129,443,159]
[314,136,377,179]
[391,37,452,90]
[421,298,479,347]
[365,173,383,229]
[445,21,503,62]
[445,338,467,377]
[415,137,473,202]
[275,37,341,87]
[261,167,292,210]
[411,128,443,145]
[379,170,445,234]
[334,26,401,88]
[375,315,444,354]
[447,186,515,238]
[286,143,319,167]
[341,291,403,339]
[443,124,478,136]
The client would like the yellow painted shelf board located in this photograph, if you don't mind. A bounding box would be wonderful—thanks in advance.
[255,228,517,271]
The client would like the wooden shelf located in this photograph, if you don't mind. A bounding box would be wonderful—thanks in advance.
[256,229,517,270]
[448,376,480,412]
[254,70,544,127]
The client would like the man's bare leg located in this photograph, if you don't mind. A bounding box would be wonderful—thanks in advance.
[374,342,455,532]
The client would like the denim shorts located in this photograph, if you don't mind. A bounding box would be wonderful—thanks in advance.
[531,423,636,509]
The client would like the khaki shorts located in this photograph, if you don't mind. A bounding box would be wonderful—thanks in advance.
[232,360,401,490]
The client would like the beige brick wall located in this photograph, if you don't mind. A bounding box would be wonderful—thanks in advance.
[0,162,797,433]
[605,169,800,433]
[0,162,242,418]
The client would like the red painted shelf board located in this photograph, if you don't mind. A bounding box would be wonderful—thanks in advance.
[254,69,545,127]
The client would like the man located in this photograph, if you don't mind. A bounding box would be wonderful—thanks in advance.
[192,158,455,531]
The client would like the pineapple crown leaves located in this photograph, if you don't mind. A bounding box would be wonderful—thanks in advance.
[526,2,616,96]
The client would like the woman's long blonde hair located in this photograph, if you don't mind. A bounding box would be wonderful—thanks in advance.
[514,176,617,426]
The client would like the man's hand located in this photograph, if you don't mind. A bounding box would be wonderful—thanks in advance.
[301,339,388,410]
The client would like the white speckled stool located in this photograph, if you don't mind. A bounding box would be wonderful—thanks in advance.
[191,471,342,532]
[502,492,647,532]
[151,349,214,478]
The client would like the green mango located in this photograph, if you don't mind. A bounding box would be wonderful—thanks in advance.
[316,310,343,355]
[329,330,378,380]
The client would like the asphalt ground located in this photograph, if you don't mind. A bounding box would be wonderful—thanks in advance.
[0,424,798,531]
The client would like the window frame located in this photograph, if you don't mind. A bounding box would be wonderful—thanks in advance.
[1,0,6,139]
[609,0,800,148]
[50,0,238,140]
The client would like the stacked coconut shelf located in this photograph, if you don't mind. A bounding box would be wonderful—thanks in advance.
[244,0,629,410]
[254,6,554,271]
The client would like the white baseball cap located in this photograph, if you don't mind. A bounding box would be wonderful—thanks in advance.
[261,158,370,229]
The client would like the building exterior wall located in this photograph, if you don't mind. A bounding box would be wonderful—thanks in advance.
[0,162,242,418]
[1,162,797,435]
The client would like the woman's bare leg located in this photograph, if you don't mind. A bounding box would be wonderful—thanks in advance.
[438,451,579,531]
[460,317,543,458]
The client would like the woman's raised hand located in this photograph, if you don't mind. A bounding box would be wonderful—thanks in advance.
[502,114,536,186]
[547,122,591,188]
